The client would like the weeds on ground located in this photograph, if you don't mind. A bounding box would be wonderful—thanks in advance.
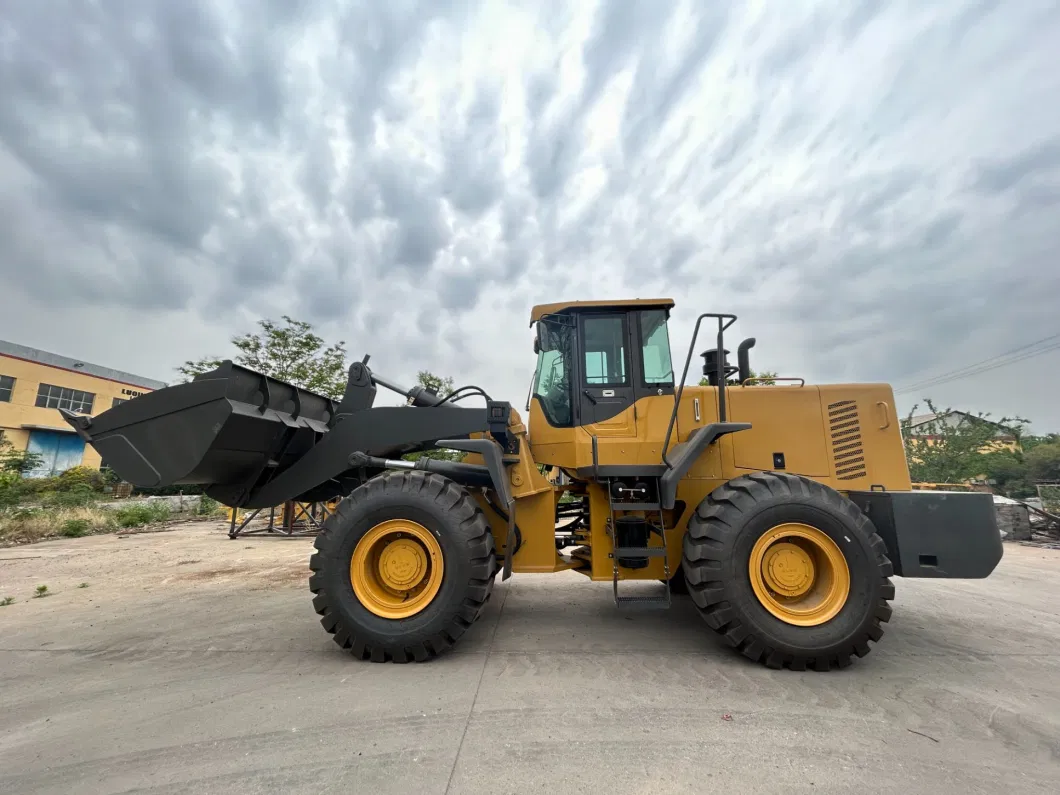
[42,485,99,509]
[113,502,172,528]
[0,460,194,545]
[61,518,91,538]
[78,582,89,588]
[0,597,14,606]
[0,506,118,544]
[34,585,49,598]
[195,495,226,518]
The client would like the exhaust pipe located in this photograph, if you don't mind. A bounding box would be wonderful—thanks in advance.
[737,338,756,385]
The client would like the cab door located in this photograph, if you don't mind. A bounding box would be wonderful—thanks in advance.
[576,312,637,437]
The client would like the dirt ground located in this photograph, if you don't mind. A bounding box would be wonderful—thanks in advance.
[0,519,312,600]
[1,523,1059,794]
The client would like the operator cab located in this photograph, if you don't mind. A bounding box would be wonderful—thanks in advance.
[528,299,676,430]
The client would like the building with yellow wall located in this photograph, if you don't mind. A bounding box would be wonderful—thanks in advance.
[0,340,167,477]
[905,410,1021,454]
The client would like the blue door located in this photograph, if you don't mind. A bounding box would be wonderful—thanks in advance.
[25,431,86,478]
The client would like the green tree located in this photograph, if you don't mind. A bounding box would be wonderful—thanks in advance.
[178,316,348,400]
[979,449,1036,499]
[900,399,1028,484]
[1022,433,1060,453]
[698,369,778,387]
[1026,442,1060,483]
[415,370,454,398]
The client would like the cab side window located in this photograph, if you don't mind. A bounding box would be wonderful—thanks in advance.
[532,320,574,427]
[639,309,674,386]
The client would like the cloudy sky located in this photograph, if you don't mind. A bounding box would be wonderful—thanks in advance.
[1,0,1059,431]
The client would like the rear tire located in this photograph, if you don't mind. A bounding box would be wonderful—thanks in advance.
[682,472,894,671]
[309,470,497,662]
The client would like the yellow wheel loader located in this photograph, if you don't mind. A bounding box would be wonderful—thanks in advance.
[62,299,1002,670]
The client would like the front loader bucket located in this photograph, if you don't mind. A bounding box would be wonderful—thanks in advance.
[61,361,334,494]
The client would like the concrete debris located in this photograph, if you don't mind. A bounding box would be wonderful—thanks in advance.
[996,503,1032,541]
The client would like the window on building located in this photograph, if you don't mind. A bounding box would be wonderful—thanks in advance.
[112,397,127,409]
[35,383,95,414]
[0,375,14,402]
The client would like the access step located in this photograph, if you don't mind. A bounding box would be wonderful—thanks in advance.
[610,502,661,511]
[615,593,671,610]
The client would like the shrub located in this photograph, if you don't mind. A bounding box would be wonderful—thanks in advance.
[57,466,105,492]
[61,518,91,538]
[42,485,98,508]
[0,487,19,509]
[196,495,225,517]
[0,443,44,475]
[16,476,59,497]
[114,502,171,528]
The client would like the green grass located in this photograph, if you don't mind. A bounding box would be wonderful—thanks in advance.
[195,495,226,517]
[113,502,172,528]
[0,597,14,606]
[61,518,92,538]
[0,505,118,544]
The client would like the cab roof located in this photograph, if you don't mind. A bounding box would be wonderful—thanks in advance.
[528,298,675,325]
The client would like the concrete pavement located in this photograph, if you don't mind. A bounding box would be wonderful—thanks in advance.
[1,525,1058,794]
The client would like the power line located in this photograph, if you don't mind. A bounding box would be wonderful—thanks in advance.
[897,341,1060,394]
[896,337,1060,395]
[896,332,1060,393]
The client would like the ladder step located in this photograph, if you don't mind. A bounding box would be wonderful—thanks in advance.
[616,594,671,610]
[611,502,661,511]
[613,547,667,558]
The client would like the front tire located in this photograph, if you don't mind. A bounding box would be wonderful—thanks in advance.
[309,471,497,662]
[682,472,894,671]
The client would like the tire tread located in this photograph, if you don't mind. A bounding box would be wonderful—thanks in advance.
[308,470,496,663]
[681,471,895,671]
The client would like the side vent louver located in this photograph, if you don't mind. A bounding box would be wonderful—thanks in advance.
[828,400,867,481]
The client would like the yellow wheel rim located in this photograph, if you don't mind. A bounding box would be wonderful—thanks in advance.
[350,519,444,619]
[749,522,850,627]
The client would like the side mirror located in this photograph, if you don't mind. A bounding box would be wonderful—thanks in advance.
[533,326,541,354]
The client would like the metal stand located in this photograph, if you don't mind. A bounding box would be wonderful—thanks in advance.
[228,506,271,539]
[227,501,334,539]
[282,500,333,535]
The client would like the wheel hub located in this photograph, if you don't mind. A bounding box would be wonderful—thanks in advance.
[762,542,814,597]
[378,538,428,591]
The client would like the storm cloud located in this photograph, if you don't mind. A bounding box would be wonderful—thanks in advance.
[1,0,1059,430]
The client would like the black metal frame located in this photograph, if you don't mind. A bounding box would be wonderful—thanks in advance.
[226,501,334,539]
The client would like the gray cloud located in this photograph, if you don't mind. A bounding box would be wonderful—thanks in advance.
[972,139,1060,194]
[2,0,1060,433]
[441,83,506,218]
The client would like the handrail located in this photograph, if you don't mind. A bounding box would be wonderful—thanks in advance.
[741,377,805,386]
[661,313,737,468]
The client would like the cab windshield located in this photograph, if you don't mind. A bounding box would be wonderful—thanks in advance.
[532,318,574,427]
